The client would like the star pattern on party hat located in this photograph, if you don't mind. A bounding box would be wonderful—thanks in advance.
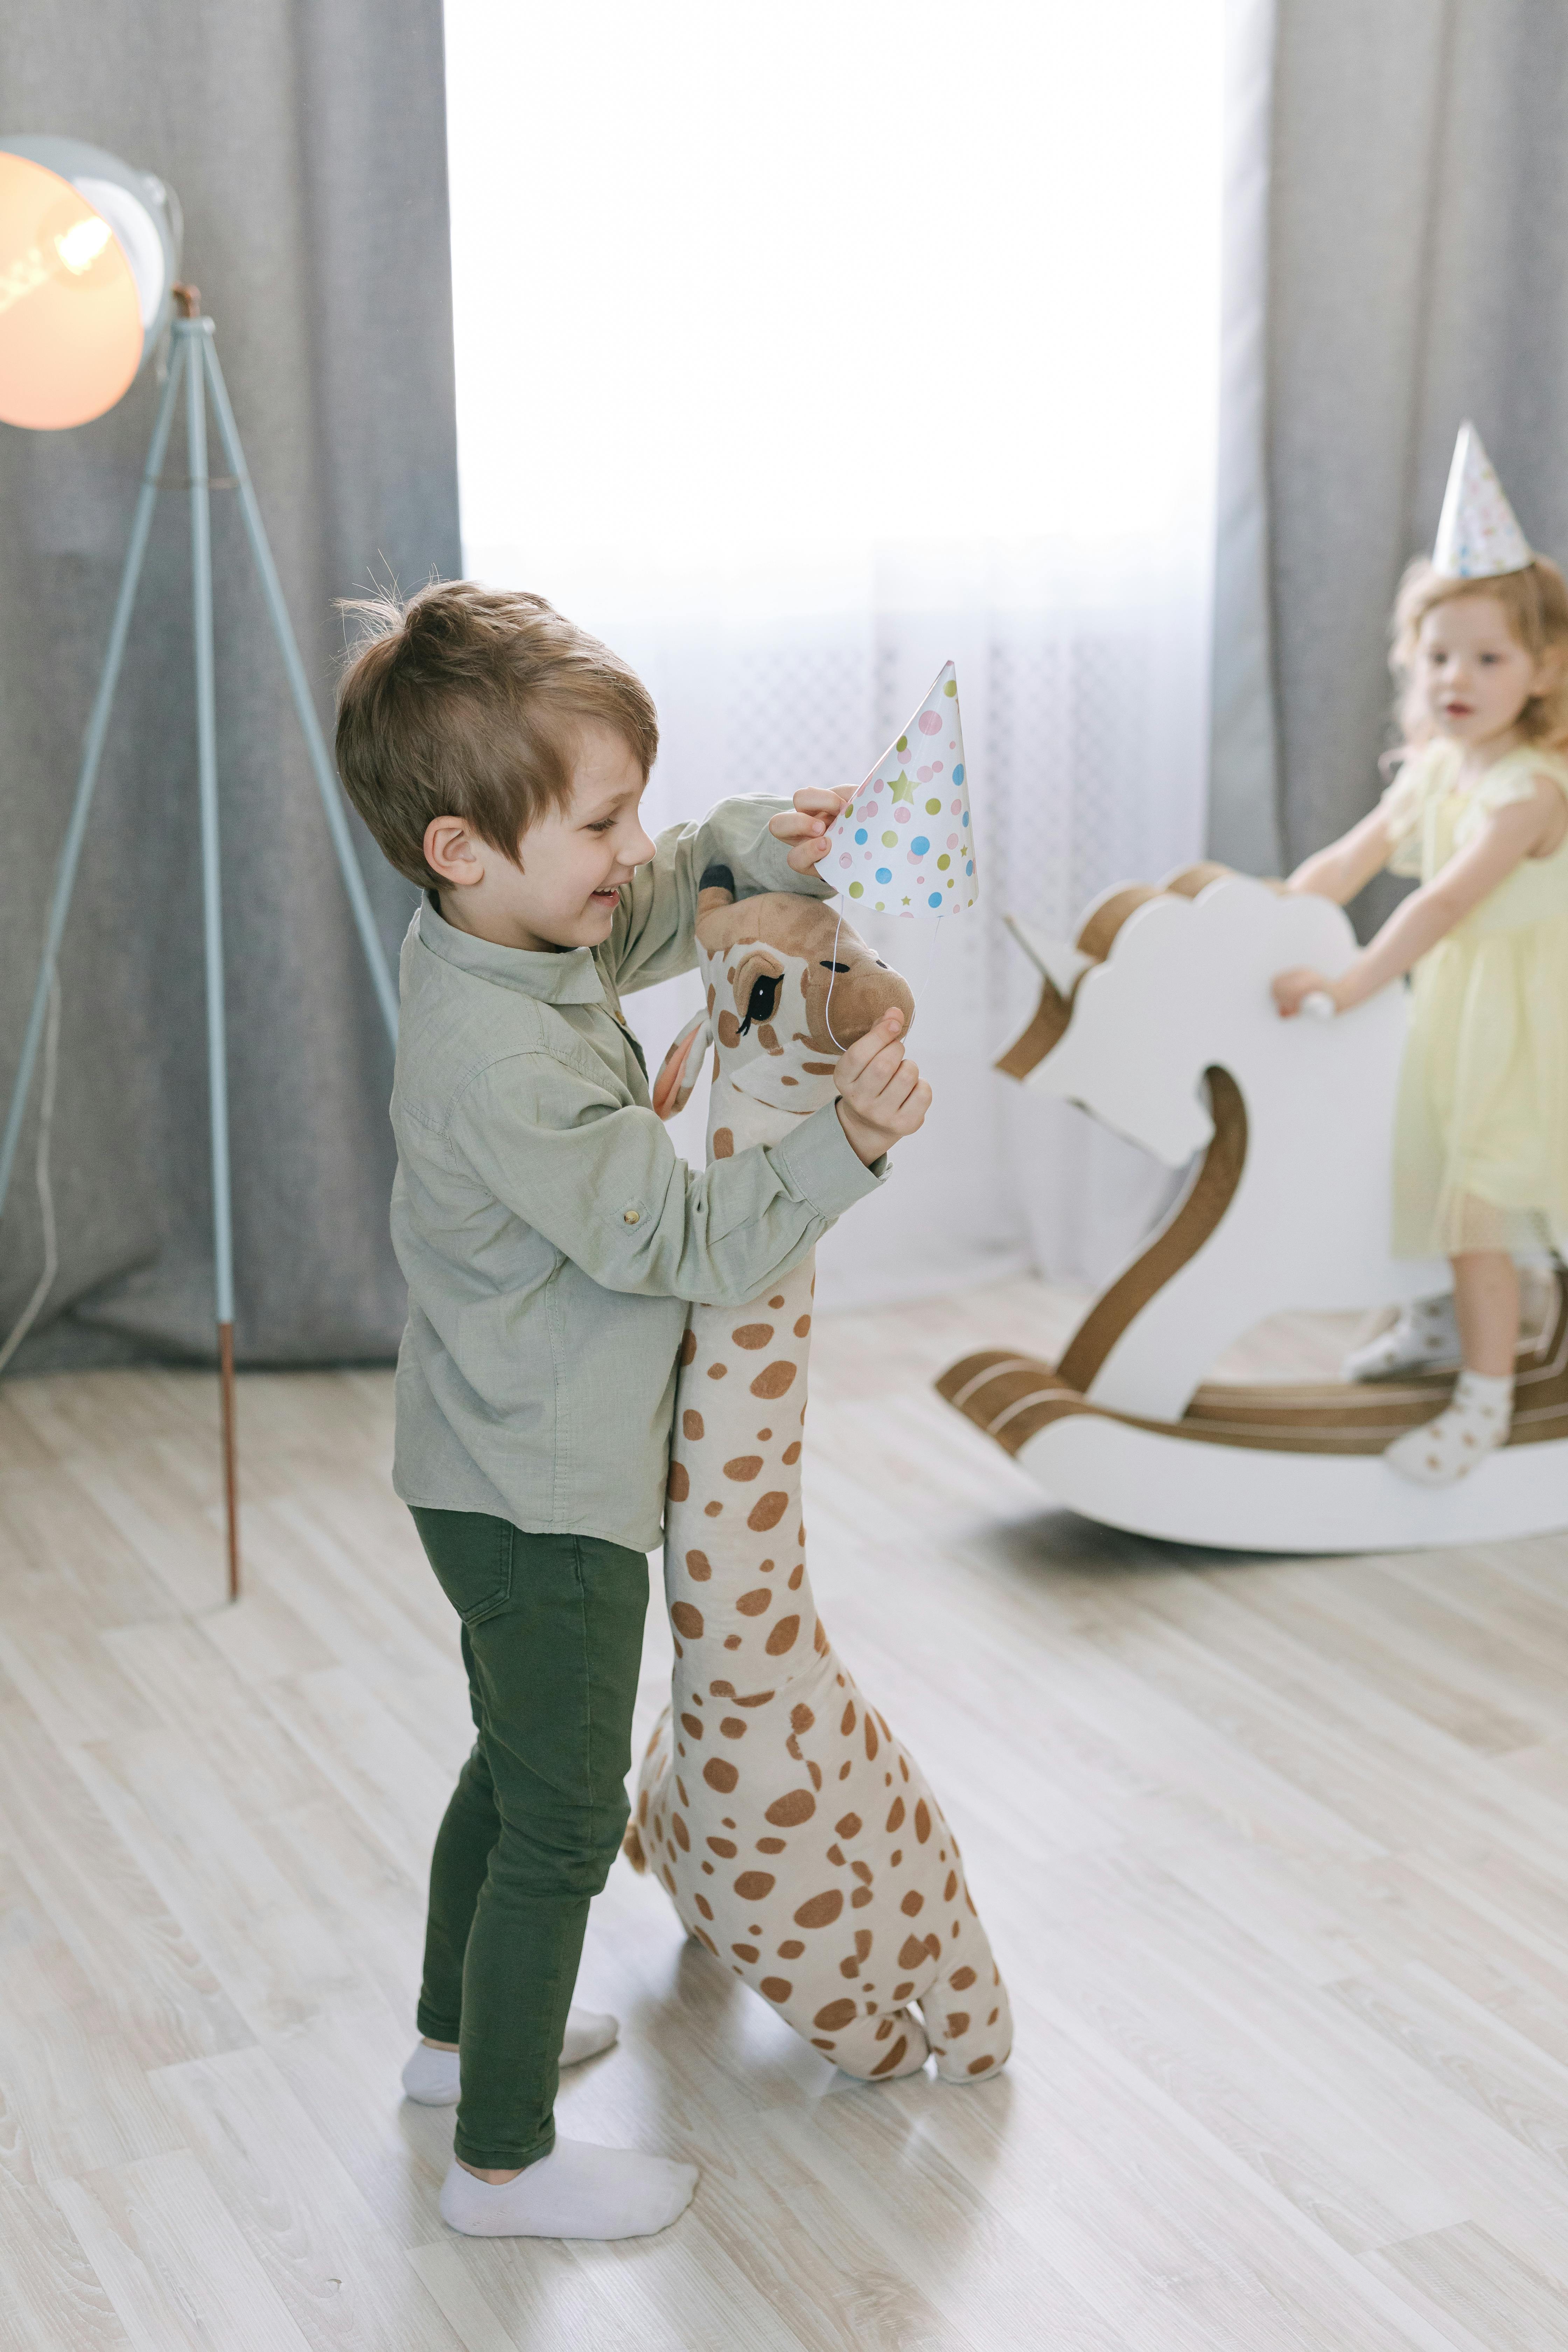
[1433,421,1532,580]
[824,662,975,916]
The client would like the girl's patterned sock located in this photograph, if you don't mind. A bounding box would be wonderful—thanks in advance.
[1384,1369,1514,1487]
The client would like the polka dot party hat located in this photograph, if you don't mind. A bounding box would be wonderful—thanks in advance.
[1433,421,1532,580]
[824,662,975,917]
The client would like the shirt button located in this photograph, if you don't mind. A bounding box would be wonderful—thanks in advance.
[623,1208,641,1225]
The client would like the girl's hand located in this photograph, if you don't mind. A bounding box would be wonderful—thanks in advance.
[770,787,854,875]
[834,1007,931,1164]
[1272,966,1340,1018]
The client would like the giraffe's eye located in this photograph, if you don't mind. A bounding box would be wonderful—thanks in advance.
[819,960,850,972]
[738,972,782,1034]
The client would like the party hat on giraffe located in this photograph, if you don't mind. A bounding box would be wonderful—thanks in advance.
[1432,421,1532,580]
[824,662,976,917]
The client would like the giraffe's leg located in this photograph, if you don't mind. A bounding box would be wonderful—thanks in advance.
[918,1912,1011,2084]
[623,1707,671,1873]
[818,2006,931,2081]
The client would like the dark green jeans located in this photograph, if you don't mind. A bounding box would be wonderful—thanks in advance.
[411,1510,649,2172]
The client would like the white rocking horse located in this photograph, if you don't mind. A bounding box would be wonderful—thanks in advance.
[939,866,1568,1552]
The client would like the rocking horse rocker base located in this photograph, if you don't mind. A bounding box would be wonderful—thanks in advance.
[941,1273,1568,1553]
[941,867,1568,1555]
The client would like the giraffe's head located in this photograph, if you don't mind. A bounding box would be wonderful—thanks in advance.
[653,869,915,1120]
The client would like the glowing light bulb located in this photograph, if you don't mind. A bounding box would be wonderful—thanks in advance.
[54,214,111,274]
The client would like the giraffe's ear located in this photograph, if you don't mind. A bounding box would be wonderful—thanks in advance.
[697,861,736,920]
[653,1008,711,1120]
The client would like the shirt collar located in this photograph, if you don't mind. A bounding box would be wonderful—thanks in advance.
[415,893,608,1007]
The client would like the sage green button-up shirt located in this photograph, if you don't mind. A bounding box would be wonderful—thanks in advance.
[388,794,882,1553]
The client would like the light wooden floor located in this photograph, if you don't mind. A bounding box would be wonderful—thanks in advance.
[6,1280,1568,2349]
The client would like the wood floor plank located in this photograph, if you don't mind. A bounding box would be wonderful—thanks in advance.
[0,1687,250,2072]
[68,1728,363,2038]
[53,2147,316,2352]
[1373,2220,1568,2352]
[0,2166,133,2352]
[150,2045,467,2352]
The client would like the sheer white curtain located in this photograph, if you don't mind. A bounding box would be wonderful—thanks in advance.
[445,0,1225,1307]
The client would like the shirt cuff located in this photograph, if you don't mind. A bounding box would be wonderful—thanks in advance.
[771,1100,887,1219]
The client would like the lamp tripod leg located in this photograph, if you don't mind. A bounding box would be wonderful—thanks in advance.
[181,316,241,1600]
[198,332,400,1045]
[0,341,187,1226]
[218,1318,239,1603]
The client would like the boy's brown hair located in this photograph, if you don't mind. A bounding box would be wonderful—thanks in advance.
[335,582,659,889]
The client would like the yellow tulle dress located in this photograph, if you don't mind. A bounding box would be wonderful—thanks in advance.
[1380,737,1568,1258]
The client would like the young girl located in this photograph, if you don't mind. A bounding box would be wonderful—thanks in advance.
[1272,427,1568,1486]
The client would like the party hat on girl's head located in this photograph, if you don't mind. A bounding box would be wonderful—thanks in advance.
[823,662,976,917]
[1433,422,1532,579]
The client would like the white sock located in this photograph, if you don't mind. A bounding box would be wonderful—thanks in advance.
[1385,1370,1513,1487]
[401,2008,618,2106]
[439,2141,698,2239]
[1344,1292,1459,1380]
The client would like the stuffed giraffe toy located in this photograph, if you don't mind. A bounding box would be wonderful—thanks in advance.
[623,871,1012,2084]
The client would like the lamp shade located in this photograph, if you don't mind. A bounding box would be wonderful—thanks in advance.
[0,135,180,429]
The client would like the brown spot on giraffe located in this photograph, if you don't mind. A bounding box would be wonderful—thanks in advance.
[679,1329,697,1366]
[703,1758,738,1793]
[707,1361,727,1379]
[736,1589,771,1616]
[748,1491,789,1531]
[667,1462,689,1502]
[794,1889,843,1928]
[720,1717,746,1737]
[734,1871,775,1900]
[766,1790,815,1825]
[707,1836,736,1857]
[915,1800,932,1843]
[764,1614,800,1655]
[870,2036,909,2077]
[750,1361,797,1398]
[901,1891,924,1917]
[760,1976,792,2002]
[682,1409,705,1441]
[685,1549,712,1581]
[836,1813,862,1838]
[732,1323,773,1349]
[813,1998,856,2032]
[671,1604,704,1641]
[724,1455,763,1482]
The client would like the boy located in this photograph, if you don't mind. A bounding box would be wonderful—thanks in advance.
[334,584,929,2240]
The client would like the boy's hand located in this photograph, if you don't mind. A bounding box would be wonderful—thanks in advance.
[834,1009,931,1165]
[770,787,854,875]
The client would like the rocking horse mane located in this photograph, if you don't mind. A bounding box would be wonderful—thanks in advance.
[996,861,1237,1081]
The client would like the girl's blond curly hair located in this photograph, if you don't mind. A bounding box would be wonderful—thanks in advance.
[1390,555,1568,754]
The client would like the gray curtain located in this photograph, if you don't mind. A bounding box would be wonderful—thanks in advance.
[1209,0,1568,917]
[0,1,460,1372]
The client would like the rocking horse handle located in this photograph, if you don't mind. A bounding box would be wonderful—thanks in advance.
[1300,990,1337,1022]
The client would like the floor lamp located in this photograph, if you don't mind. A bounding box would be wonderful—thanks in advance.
[0,135,400,1601]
